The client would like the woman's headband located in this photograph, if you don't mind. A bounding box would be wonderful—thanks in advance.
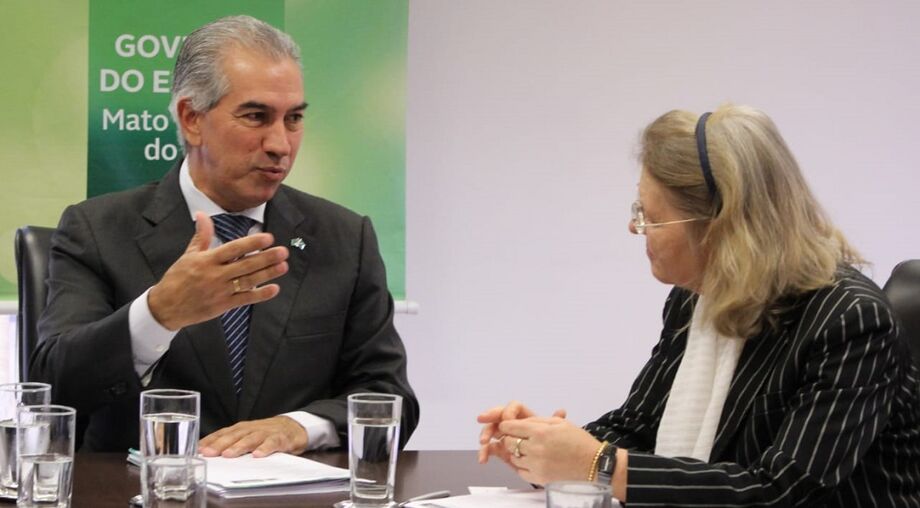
[695,112,720,206]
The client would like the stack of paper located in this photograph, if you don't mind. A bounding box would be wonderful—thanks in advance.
[205,454,350,498]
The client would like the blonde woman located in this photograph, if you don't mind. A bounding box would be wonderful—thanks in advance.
[478,105,920,506]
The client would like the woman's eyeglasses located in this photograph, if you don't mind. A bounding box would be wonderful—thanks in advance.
[631,200,706,235]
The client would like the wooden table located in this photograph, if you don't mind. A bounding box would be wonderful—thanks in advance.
[61,451,531,507]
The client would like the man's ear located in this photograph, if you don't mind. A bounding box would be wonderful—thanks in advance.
[176,97,204,147]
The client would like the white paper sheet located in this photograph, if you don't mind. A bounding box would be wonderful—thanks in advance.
[205,453,349,498]
[405,488,623,508]
[206,453,347,487]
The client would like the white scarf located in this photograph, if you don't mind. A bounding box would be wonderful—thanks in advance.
[654,297,744,461]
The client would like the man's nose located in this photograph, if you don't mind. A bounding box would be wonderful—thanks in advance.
[263,120,292,158]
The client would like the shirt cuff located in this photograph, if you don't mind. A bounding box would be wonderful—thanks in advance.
[129,288,179,379]
[282,411,341,450]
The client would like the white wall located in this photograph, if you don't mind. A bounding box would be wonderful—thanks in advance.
[396,0,920,449]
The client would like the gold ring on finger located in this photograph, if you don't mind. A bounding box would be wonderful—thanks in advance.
[512,437,524,458]
[232,278,243,293]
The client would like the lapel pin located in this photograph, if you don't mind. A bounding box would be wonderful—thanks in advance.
[290,237,306,251]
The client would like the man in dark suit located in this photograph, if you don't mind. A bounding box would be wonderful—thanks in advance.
[31,15,418,455]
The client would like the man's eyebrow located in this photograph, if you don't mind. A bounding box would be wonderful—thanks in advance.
[235,101,309,112]
[236,101,270,111]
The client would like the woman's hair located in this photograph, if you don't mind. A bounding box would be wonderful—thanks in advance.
[640,104,861,338]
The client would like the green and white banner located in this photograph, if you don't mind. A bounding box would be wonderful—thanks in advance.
[1,0,407,301]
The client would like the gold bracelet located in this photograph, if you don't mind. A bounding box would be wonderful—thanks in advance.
[587,441,609,482]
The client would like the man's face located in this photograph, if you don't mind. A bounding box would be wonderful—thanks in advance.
[182,47,306,212]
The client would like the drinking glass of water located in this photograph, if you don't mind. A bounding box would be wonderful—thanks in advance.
[139,389,200,504]
[346,393,402,508]
[545,481,613,508]
[139,389,200,458]
[0,382,51,500]
[16,404,76,508]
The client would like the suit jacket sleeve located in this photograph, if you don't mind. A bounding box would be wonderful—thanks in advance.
[31,204,143,412]
[588,283,906,507]
[295,216,419,448]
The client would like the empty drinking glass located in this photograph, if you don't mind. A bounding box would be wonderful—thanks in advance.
[545,481,613,508]
[143,456,207,508]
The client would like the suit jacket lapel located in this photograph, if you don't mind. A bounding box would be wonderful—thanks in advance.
[709,326,788,461]
[136,167,189,280]
[238,188,310,419]
[135,166,238,420]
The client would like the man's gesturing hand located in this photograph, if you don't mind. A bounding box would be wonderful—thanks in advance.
[148,212,289,331]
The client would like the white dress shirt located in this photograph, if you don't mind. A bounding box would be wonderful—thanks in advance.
[127,158,340,449]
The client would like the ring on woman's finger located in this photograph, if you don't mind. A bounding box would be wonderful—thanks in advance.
[512,437,525,458]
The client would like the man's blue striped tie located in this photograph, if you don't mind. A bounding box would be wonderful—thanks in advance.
[211,213,257,396]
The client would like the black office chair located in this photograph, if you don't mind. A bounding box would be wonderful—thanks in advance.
[14,226,56,382]
[883,259,920,368]
[15,225,90,450]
